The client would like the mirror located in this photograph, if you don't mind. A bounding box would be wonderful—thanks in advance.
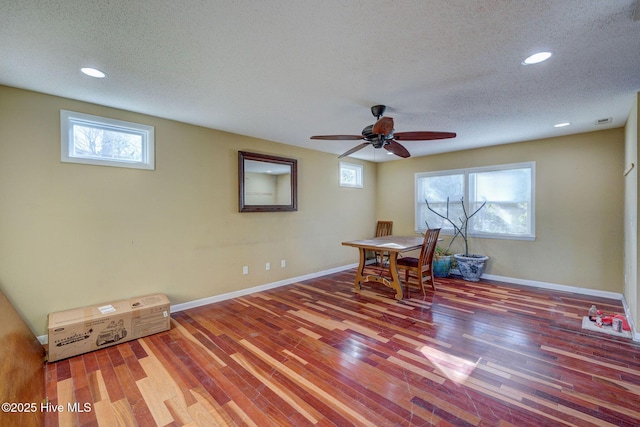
[238,151,297,212]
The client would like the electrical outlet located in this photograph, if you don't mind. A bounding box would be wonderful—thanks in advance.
[280,259,286,268]
[242,266,249,275]
[266,262,270,271]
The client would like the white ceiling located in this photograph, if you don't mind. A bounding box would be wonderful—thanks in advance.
[1,1,639,162]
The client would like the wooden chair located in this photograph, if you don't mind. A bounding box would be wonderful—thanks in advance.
[397,228,441,296]
[374,220,393,266]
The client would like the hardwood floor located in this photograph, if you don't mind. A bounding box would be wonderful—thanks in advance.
[1,287,44,427]
[44,270,640,426]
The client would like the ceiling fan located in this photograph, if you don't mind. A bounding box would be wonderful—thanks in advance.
[311,105,456,158]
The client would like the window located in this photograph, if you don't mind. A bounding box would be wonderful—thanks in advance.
[339,162,363,188]
[416,162,535,240]
[61,110,155,170]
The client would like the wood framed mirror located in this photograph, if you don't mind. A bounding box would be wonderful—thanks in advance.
[238,151,298,212]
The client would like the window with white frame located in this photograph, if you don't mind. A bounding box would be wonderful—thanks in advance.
[61,110,155,170]
[415,162,535,240]
[339,162,363,188]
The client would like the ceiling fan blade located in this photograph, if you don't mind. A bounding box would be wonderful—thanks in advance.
[338,142,370,158]
[310,135,364,140]
[384,140,411,158]
[372,116,394,136]
[393,131,456,141]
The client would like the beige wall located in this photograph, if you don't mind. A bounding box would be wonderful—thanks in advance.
[0,84,632,337]
[624,93,639,330]
[0,86,376,335]
[377,129,625,292]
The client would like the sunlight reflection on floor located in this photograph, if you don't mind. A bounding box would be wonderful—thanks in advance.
[420,346,480,384]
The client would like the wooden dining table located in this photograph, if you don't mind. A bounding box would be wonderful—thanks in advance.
[342,235,424,300]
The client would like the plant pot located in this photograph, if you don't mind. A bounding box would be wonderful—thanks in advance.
[432,255,452,278]
[453,254,489,282]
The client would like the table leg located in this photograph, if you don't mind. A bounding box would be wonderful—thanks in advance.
[387,252,404,300]
[357,250,404,300]
[353,247,367,292]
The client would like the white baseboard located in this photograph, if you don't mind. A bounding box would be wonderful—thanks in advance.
[480,273,624,300]
[170,263,359,313]
[38,265,638,344]
[478,273,638,342]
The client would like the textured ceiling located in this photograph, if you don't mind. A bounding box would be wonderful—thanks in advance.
[1,1,639,161]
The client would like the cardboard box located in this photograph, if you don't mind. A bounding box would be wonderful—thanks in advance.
[48,293,170,362]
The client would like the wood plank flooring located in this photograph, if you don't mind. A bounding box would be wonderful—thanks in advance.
[0,287,45,427]
[44,270,640,426]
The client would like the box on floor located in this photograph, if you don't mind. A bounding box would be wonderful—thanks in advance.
[47,293,170,362]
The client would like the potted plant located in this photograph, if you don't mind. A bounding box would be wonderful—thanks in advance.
[425,197,488,282]
[432,246,454,278]
[431,225,461,278]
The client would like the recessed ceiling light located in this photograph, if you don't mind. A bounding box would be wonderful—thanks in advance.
[81,67,106,78]
[554,122,571,128]
[522,52,552,65]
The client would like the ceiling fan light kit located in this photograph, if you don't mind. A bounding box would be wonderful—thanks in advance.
[311,105,456,159]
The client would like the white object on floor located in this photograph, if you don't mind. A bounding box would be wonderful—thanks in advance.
[581,316,632,338]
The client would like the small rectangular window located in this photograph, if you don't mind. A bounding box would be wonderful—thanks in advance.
[61,110,155,170]
[339,162,363,188]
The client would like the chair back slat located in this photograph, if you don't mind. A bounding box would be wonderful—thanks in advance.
[419,228,441,268]
[375,221,393,237]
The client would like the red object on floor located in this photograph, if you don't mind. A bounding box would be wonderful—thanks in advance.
[614,314,631,331]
